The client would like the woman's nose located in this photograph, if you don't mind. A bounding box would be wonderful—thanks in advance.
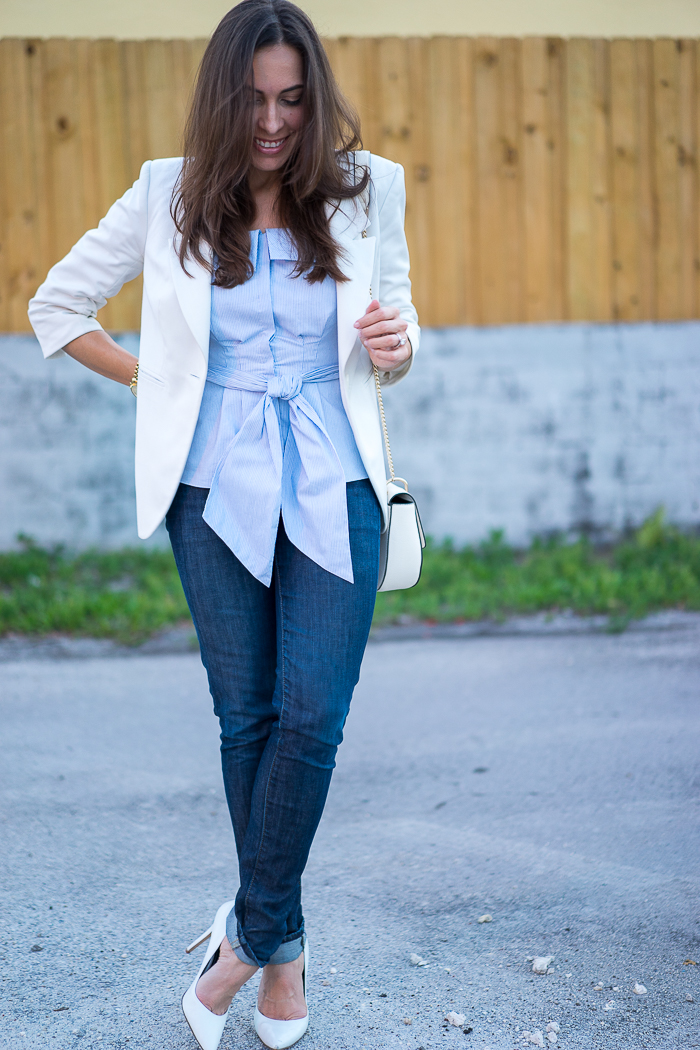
[258,102,285,134]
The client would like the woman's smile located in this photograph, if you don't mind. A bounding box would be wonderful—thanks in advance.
[253,135,290,155]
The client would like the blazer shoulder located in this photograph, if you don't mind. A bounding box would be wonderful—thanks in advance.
[369,152,400,183]
[351,149,399,183]
[147,156,184,189]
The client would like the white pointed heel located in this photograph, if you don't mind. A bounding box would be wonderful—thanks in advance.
[181,899,237,1050]
[254,938,309,1050]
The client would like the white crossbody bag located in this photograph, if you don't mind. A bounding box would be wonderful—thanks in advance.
[373,364,426,591]
[356,154,425,591]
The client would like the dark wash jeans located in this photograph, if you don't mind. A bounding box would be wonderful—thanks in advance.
[165,480,380,967]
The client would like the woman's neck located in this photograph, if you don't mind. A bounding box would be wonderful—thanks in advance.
[249,169,282,231]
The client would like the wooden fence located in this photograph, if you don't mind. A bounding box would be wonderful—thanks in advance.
[1,36,700,331]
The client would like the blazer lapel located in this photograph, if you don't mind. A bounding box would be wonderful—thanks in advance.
[329,199,376,374]
[168,235,213,362]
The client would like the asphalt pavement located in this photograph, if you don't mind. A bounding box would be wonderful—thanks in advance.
[1,622,699,1049]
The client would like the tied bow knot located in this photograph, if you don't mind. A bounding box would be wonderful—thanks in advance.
[200,363,353,587]
[266,374,303,400]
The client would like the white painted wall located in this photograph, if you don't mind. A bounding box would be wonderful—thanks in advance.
[2,0,700,39]
[382,323,700,545]
[2,323,699,551]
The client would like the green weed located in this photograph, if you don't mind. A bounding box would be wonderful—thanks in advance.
[1,510,698,644]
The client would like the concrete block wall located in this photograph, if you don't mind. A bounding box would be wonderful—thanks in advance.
[1,322,699,551]
[382,322,700,545]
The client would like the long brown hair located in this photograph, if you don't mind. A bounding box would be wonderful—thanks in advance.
[171,0,368,287]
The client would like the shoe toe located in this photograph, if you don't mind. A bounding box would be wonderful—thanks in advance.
[254,1006,308,1049]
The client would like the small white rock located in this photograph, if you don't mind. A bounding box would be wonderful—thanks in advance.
[546,967,555,974]
[593,982,603,991]
[603,1000,615,1011]
[532,956,555,974]
[445,1011,466,1027]
[477,914,493,923]
[546,1022,560,1034]
[686,993,694,1002]
[409,953,428,967]
[633,982,647,995]
[330,967,337,974]
[523,1030,545,1047]
[547,1032,557,1045]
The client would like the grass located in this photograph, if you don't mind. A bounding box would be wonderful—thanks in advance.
[374,509,700,629]
[1,511,699,645]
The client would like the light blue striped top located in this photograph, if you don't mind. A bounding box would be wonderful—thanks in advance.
[181,228,367,586]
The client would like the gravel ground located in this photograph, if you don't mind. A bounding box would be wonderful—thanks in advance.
[1,623,699,1049]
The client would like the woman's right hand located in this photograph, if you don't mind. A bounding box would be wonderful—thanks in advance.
[64,331,138,387]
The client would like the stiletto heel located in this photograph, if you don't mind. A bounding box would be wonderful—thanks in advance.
[254,938,309,1049]
[181,900,237,1050]
[185,926,214,955]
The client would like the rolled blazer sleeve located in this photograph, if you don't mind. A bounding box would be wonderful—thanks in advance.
[375,162,420,386]
[27,160,152,359]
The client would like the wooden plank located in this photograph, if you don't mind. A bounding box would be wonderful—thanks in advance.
[170,38,197,155]
[499,38,524,322]
[0,40,42,331]
[357,37,382,151]
[545,37,567,321]
[610,38,642,320]
[75,40,100,233]
[91,39,134,330]
[143,40,180,160]
[374,38,413,171]
[326,36,372,142]
[678,38,697,319]
[473,37,505,324]
[696,40,700,314]
[426,37,463,325]
[26,40,52,307]
[521,36,552,321]
[121,40,149,182]
[565,38,595,320]
[590,39,613,321]
[40,41,86,271]
[653,38,682,319]
[405,37,431,326]
[455,36,478,325]
[634,39,657,319]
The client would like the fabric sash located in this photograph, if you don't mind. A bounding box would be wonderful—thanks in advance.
[201,363,353,587]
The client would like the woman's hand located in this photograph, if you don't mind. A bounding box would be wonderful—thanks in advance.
[354,300,411,372]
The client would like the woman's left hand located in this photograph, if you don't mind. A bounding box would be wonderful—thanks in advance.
[354,300,411,372]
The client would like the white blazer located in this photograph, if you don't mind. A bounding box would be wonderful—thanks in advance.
[28,151,420,540]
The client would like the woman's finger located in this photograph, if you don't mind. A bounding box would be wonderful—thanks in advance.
[354,302,400,330]
[363,332,407,350]
[359,319,408,342]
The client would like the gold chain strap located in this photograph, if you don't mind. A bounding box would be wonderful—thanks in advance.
[364,155,406,493]
[373,363,396,483]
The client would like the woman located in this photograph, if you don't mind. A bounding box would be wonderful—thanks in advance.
[28,2,419,1048]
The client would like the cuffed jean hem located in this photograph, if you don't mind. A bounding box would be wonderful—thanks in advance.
[228,919,305,968]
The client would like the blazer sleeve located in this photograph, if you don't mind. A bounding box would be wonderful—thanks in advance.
[375,162,420,387]
[27,160,152,359]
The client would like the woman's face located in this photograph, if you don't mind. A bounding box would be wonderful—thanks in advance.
[249,44,305,174]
